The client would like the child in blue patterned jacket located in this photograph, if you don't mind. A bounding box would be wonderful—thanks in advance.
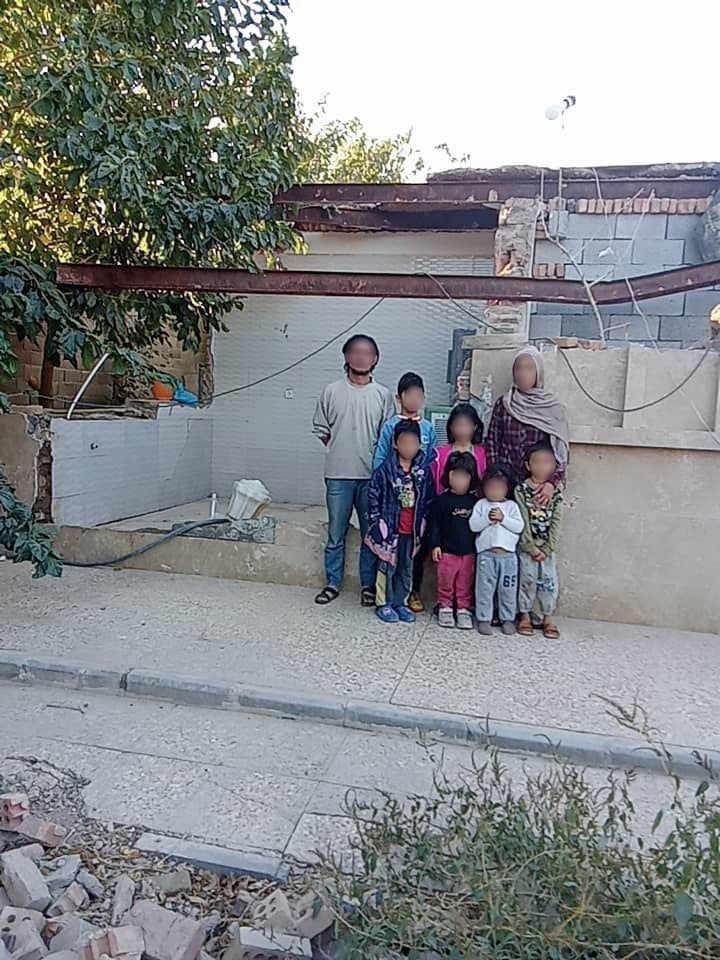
[365,420,434,624]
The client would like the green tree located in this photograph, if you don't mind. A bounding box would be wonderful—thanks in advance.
[299,112,424,183]
[0,0,306,407]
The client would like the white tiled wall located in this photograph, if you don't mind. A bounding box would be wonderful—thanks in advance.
[52,407,212,526]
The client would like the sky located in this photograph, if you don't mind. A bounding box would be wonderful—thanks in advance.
[286,0,719,178]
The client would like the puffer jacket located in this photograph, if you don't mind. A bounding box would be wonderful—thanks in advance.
[365,449,434,566]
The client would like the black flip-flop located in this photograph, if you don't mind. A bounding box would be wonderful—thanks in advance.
[360,587,376,607]
[315,585,339,605]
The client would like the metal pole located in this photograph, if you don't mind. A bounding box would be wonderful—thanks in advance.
[66,351,111,420]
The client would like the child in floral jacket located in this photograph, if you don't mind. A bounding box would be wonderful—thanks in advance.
[365,420,434,624]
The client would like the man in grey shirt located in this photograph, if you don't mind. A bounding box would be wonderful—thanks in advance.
[312,334,395,605]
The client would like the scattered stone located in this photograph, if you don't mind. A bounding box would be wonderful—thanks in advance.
[0,796,30,832]
[0,906,45,933]
[47,953,79,960]
[3,921,48,960]
[43,858,81,896]
[14,849,43,865]
[291,891,334,941]
[47,917,101,954]
[250,891,295,936]
[47,883,89,918]
[231,927,310,959]
[0,939,12,960]
[16,818,67,851]
[153,870,191,898]
[74,873,103,902]
[0,851,51,912]
[201,913,221,937]
[110,877,135,926]
[80,926,144,960]
[126,901,205,960]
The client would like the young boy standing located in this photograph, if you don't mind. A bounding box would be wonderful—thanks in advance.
[365,420,434,624]
[514,442,563,639]
[372,372,437,469]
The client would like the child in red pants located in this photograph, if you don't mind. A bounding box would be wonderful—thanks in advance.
[428,451,478,629]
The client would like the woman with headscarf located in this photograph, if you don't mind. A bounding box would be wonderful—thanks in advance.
[485,346,569,507]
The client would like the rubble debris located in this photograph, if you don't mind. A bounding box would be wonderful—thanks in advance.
[0,939,12,960]
[47,883,89,918]
[43,858,81,896]
[74,874,102,903]
[47,953,79,960]
[16,819,67,851]
[0,906,45,933]
[291,891,333,941]
[229,927,311,960]
[0,851,51,912]
[0,890,9,910]
[249,891,295,936]
[47,917,101,954]
[15,849,43,864]
[109,878,134,927]
[0,796,30,832]
[126,900,205,960]
[80,926,144,960]
[153,871,191,898]
[3,920,48,960]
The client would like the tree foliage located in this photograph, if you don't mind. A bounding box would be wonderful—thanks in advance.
[0,0,306,403]
[299,111,424,183]
[0,470,62,577]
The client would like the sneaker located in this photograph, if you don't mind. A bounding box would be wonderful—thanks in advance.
[501,621,516,636]
[376,604,399,623]
[438,607,455,628]
[456,609,473,630]
[408,591,425,613]
[395,605,416,623]
[477,621,493,635]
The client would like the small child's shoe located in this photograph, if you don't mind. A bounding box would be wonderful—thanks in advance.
[395,605,416,623]
[501,621,516,635]
[376,605,399,623]
[438,607,455,628]
[477,621,493,635]
[407,591,425,613]
[456,609,473,630]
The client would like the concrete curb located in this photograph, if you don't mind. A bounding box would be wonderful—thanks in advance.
[1,651,714,779]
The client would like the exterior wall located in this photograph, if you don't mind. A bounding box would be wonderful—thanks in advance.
[0,335,114,407]
[206,231,495,504]
[530,205,714,348]
[51,407,212,526]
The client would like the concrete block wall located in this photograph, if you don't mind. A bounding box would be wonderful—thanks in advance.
[530,209,713,348]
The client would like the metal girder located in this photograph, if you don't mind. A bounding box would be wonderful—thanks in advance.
[57,261,720,304]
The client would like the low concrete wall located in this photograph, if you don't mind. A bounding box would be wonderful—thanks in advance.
[0,411,43,505]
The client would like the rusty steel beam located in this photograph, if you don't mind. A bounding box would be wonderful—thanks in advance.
[278,178,717,205]
[57,261,720,304]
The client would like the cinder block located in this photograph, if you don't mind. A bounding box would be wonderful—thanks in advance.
[564,213,615,240]
[635,292,685,316]
[126,901,205,960]
[603,315,660,340]
[615,213,667,238]
[291,892,333,941]
[659,315,711,343]
[0,850,51,911]
[565,264,614,283]
[529,314,562,340]
[581,239,632,264]
[684,290,720,316]
[631,238,684,265]
[15,846,43,863]
[250,890,295,935]
[0,906,45,933]
[666,214,702,240]
[561,315,607,340]
[4,920,48,960]
[232,927,311,959]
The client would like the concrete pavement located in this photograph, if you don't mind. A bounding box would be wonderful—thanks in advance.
[1,563,717,758]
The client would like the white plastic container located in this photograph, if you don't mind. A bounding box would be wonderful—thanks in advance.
[227,479,272,521]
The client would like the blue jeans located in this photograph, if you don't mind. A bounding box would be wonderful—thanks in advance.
[376,534,414,608]
[324,479,376,590]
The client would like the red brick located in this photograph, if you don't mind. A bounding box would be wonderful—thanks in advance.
[126,901,205,960]
[17,814,67,848]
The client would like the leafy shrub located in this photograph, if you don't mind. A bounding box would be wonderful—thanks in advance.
[319,740,720,959]
[0,468,61,577]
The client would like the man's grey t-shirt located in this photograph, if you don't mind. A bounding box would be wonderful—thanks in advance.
[313,377,395,480]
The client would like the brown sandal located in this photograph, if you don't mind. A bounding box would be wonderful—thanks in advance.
[542,620,560,639]
[517,614,534,636]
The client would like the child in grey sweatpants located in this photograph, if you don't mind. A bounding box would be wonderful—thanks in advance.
[514,441,563,639]
[469,463,524,636]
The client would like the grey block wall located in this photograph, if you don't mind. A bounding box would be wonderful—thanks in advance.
[530,211,711,347]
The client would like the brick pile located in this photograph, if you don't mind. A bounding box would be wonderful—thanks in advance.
[0,795,333,960]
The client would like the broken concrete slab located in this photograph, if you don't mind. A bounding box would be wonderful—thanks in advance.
[153,870,191,898]
[0,852,51,912]
[0,907,45,933]
[47,884,89,918]
[231,927,311,959]
[110,876,134,926]
[126,901,205,960]
[47,916,101,954]
[74,873,102,902]
[14,849,43,865]
[3,921,48,960]
[42,858,81,896]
